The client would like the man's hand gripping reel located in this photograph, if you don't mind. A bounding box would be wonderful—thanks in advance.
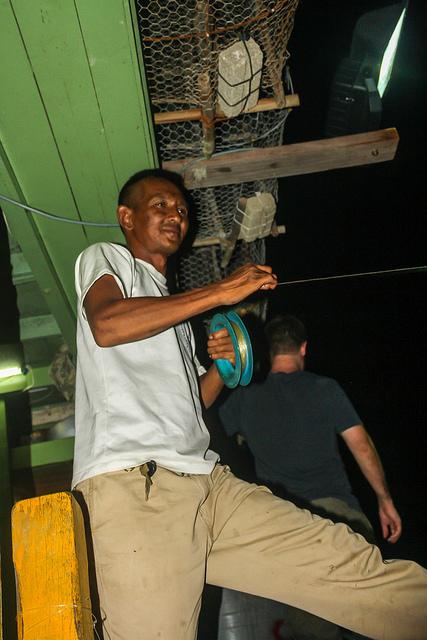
[209,311,253,389]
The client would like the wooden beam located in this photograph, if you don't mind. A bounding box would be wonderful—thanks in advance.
[31,402,74,427]
[31,366,53,389]
[196,0,215,158]
[11,437,75,470]
[254,0,286,107]
[163,128,399,189]
[12,492,93,639]
[154,95,300,125]
[19,314,61,341]
[192,236,225,247]
[192,223,286,247]
[10,251,34,286]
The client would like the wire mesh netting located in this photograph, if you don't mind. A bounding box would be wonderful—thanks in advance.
[179,237,266,291]
[136,0,299,109]
[189,176,279,241]
[135,0,300,292]
[155,107,291,161]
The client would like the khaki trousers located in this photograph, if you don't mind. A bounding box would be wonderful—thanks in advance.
[310,496,375,544]
[76,464,427,640]
[219,497,376,640]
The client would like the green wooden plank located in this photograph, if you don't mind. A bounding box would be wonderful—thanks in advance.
[1,0,159,353]
[75,0,159,186]
[31,366,53,389]
[0,2,89,320]
[10,250,34,285]
[11,437,74,470]
[19,314,61,341]
[9,0,119,246]
[11,0,158,242]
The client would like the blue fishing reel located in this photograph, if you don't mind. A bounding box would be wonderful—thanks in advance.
[209,311,253,389]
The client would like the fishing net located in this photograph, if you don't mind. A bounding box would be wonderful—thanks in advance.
[136,0,299,109]
[134,0,300,292]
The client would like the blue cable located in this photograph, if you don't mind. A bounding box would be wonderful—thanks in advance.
[0,193,119,228]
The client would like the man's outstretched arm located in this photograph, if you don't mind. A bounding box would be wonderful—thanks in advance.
[341,425,402,543]
[83,263,277,347]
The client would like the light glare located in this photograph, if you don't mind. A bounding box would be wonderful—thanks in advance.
[378,8,406,97]
[0,366,22,380]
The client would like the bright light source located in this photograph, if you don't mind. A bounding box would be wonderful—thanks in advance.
[0,366,23,380]
[325,1,409,137]
[378,7,407,97]
[0,343,32,393]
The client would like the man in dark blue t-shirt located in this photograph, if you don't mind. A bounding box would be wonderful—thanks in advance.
[218,314,401,640]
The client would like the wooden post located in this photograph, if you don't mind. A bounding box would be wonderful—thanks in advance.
[255,0,286,107]
[12,492,94,640]
[220,196,246,268]
[0,398,16,640]
[196,0,215,158]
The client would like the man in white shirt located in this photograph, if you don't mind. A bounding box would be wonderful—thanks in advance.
[73,168,427,640]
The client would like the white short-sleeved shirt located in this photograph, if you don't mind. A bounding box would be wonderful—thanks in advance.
[72,242,218,488]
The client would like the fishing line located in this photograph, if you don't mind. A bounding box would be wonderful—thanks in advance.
[275,265,426,287]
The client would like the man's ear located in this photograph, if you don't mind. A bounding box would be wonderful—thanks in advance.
[117,205,134,231]
[300,341,307,357]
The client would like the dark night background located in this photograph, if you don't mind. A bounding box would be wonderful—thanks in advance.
[266,0,426,568]
[201,1,426,635]
[0,0,425,637]
[206,0,427,566]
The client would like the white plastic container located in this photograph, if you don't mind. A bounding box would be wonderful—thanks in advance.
[217,38,263,118]
[237,192,276,243]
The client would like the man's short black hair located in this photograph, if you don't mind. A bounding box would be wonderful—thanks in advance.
[265,314,307,356]
[118,168,189,208]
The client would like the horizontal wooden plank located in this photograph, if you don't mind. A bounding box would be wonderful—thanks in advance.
[154,95,300,125]
[163,128,399,188]
[11,437,74,470]
[31,402,74,427]
[20,315,61,341]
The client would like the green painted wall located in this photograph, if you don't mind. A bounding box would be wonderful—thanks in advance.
[0,0,158,350]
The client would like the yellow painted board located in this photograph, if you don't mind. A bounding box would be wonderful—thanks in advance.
[12,493,93,640]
